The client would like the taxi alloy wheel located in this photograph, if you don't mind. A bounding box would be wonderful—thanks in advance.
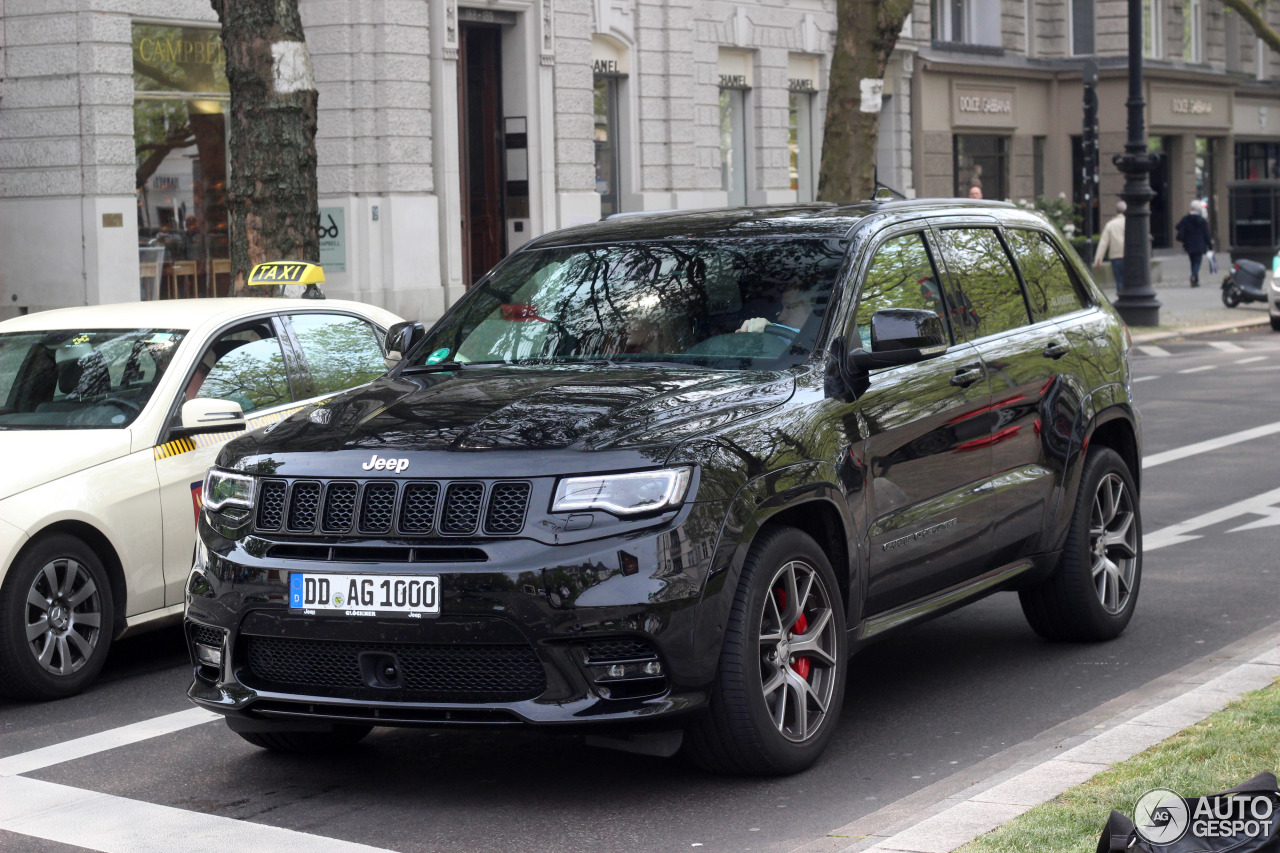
[0,534,115,700]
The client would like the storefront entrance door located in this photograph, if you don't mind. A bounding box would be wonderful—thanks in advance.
[1148,137,1171,249]
[458,24,505,287]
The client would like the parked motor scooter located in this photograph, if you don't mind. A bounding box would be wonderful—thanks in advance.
[1222,258,1270,307]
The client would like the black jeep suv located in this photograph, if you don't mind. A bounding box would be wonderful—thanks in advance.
[187,200,1141,775]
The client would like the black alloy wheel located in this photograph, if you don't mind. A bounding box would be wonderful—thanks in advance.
[0,534,115,700]
[685,526,846,776]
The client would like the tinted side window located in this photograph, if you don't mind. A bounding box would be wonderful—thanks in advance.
[192,321,292,414]
[853,232,952,350]
[1004,229,1090,321]
[932,228,1030,339]
[289,313,386,396]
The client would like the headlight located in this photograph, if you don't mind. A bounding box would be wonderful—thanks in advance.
[552,467,692,516]
[202,468,255,512]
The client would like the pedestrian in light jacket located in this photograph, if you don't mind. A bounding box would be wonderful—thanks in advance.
[1175,201,1213,287]
[1093,201,1127,292]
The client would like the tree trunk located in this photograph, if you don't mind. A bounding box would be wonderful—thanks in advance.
[817,0,914,203]
[1223,0,1280,54]
[212,0,319,294]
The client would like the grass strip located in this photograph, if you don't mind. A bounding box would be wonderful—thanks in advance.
[959,676,1280,853]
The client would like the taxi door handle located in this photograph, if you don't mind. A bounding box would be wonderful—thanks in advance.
[950,365,984,388]
[1043,342,1070,360]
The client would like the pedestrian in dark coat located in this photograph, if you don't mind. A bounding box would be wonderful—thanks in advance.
[1175,202,1213,287]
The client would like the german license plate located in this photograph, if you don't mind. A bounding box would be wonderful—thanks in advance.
[289,572,440,618]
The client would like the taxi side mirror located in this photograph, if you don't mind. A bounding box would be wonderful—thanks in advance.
[385,321,426,370]
[177,398,246,437]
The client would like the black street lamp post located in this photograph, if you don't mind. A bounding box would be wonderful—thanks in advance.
[1112,0,1161,326]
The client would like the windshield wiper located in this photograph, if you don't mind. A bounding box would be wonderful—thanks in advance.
[401,362,466,374]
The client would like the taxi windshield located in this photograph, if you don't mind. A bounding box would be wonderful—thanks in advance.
[414,238,846,370]
[0,329,187,430]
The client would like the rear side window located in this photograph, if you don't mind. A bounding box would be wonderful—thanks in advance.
[1004,229,1090,322]
[853,232,952,350]
[932,228,1030,339]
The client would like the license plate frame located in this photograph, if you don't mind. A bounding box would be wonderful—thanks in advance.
[288,572,440,618]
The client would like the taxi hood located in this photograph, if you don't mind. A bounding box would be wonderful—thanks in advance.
[223,366,795,475]
[0,429,135,501]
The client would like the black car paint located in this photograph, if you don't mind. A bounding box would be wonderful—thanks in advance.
[187,201,1141,732]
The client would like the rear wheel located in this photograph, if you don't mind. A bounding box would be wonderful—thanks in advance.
[684,526,846,776]
[1270,314,1280,332]
[1222,285,1241,308]
[0,534,114,700]
[234,724,373,753]
[1020,447,1141,642]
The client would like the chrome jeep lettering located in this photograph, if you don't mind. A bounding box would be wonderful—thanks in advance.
[361,454,409,473]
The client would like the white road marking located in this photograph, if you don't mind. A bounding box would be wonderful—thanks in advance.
[1177,365,1215,374]
[1208,341,1245,352]
[1236,355,1268,364]
[1137,345,1171,357]
[1132,375,1159,383]
[1144,486,1280,551]
[1,776,397,853]
[0,708,219,776]
[1144,419,1280,469]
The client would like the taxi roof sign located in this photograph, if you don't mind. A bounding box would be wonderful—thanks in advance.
[247,261,325,286]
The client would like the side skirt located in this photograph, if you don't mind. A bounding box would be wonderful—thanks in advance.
[857,559,1036,640]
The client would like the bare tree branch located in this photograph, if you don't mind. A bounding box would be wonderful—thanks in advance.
[1223,0,1280,54]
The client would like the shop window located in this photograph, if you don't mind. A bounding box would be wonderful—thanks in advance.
[932,0,1002,48]
[789,89,817,202]
[720,88,749,206]
[594,75,622,217]
[1183,0,1201,62]
[132,24,230,300]
[1071,0,1095,55]
[1235,142,1280,180]
[954,135,1007,201]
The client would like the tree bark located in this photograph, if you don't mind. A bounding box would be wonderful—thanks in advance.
[1223,0,1280,54]
[211,0,319,293]
[817,0,914,203]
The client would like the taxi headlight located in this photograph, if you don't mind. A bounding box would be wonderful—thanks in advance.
[552,467,692,516]
[203,468,255,513]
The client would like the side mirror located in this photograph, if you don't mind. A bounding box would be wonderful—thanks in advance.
[847,309,948,372]
[177,398,245,436]
[384,321,426,370]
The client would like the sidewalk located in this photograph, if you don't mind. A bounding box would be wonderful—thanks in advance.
[1101,275,1271,343]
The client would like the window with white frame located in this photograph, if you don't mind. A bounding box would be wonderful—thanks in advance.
[1071,0,1095,55]
[718,51,753,207]
[932,0,1002,47]
[1143,0,1162,58]
[1182,0,1201,62]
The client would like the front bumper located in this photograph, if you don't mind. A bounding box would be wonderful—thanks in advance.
[186,500,732,731]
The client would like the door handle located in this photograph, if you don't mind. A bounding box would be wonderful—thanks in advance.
[1043,342,1070,360]
[950,365,984,388]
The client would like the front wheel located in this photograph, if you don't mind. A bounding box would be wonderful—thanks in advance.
[1270,314,1280,332]
[1020,447,1141,642]
[0,534,115,700]
[684,526,846,776]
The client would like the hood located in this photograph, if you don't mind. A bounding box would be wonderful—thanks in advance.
[225,365,794,474]
[0,429,135,501]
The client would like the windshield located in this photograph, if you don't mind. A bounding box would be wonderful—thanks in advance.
[0,328,187,429]
[415,239,846,370]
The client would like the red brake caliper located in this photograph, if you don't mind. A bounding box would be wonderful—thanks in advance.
[774,588,811,680]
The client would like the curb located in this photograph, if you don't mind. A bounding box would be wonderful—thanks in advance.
[788,622,1280,853]
[1130,315,1270,344]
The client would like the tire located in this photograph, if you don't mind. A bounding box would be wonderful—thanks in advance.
[684,526,847,776]
[0,534,115,700]
[1222,285,1241,308]
[235,724,373,753]
[1270,314,1280,332]
[1020,447,1141,642]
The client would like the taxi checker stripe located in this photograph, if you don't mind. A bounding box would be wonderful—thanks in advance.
[152,405,307,460]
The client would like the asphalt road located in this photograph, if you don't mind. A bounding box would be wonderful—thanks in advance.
[4,327,1280,853]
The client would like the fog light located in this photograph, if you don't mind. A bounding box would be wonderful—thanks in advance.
[607,664,626,678]
[643,661,662,676]
[195,642,222,668]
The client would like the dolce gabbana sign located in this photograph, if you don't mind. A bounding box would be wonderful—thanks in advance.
[1150,85,1230,130]
[952,84,1017,128]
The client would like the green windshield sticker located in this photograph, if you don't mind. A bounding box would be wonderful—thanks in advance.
[425,347,450,365]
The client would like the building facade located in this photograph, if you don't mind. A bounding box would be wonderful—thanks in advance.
[2,0,1280,320]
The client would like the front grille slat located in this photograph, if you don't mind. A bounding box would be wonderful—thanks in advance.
[253,477,530,538]
[244,636,547,701]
